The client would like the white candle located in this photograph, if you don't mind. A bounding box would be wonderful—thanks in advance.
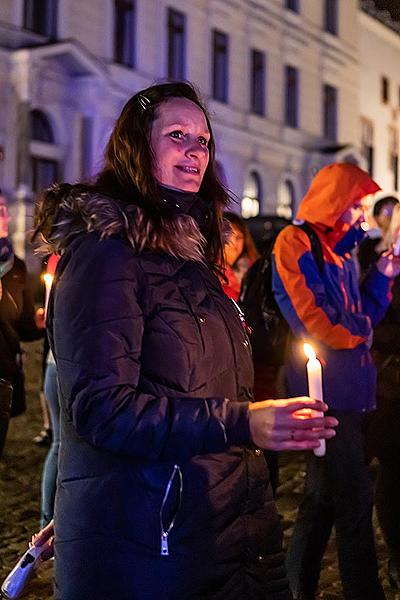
[43,273,54,320]
[304,343,326,457]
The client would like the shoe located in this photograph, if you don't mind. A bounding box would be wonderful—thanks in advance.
[33,428,52,446]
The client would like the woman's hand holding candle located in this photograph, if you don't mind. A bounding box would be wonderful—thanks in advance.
[248,397,338,452]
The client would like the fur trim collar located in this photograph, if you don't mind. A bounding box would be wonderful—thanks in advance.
[45,191,206,263]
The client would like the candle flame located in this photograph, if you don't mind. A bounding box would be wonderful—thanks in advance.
[303,342,316,361]
[43,273,54,287]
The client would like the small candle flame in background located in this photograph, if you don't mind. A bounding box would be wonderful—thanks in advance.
[43,273,54,320]
[43,273,54,287]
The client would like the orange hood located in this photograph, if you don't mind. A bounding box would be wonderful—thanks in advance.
[296,163,380,229]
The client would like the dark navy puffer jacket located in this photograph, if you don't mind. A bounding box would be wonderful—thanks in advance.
[47,193,290,600]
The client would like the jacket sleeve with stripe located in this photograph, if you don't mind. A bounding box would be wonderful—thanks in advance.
[272,226,390,350]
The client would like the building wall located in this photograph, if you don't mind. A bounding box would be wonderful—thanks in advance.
[1,0,398,264]
[359,11,400,193]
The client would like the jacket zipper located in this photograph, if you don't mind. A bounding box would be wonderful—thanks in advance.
[159,464,183,557]
[5,289,18,313]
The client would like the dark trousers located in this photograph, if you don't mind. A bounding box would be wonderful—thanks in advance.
[285,410,385,600]
[0,379,12,458]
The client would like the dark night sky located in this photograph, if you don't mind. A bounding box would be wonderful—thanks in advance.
[372,0,400,22]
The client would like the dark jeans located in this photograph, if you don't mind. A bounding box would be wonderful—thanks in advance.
[285,410,385,600]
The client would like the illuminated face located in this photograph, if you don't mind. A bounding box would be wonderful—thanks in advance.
[376,202,396,233]
[0,196,10,238]
[224,224,245,266]
[339,199,368,227]
[150,97,210,193]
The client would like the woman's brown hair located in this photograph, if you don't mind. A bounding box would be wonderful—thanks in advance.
[33,81,230,266]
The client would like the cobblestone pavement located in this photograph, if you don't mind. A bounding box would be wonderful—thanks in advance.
[0,341,399,599]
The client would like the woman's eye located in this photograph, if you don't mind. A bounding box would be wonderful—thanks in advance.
[198,137,209,147]
[169,130,183,139]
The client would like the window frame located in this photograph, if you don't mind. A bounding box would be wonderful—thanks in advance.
[284,65,299,129]
[212,29,229,103]
[167,8,186,80]
[114,0,136,68]
[23,0,58,38]
[322,83,338,142]
[285,0,300,13]
[324,0,338,36]
[250,49,266,116]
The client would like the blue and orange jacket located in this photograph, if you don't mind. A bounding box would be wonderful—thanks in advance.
[272,163,391,411]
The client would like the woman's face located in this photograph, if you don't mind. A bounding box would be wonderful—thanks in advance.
[225,224,245,266]
[376,202,396,233]
[339,199,367,228]
[150,97,210,193]
[0,196,10,238]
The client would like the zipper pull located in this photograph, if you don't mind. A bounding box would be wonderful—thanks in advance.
[161,532,169,556]
[230,298,253,334]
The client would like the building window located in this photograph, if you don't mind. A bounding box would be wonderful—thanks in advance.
[31,157,58,194]
[323,84,338,141]
[241,171,261,218]
[361,118,374,177]
[114,0,135,68]
[285,65,299,128]
[167,8,186,80]
[277,179,296,220]
[285,0,299,13]
[31,110,54,143]
[212,30,229,103]
[29,109,59,194]
[381,76,390,104]
[24,0,57,37]
[250,50,266,116]
[389,127,399,192]
[324,0,338,35]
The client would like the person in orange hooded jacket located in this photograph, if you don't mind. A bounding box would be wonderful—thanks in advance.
[272,163,400,600]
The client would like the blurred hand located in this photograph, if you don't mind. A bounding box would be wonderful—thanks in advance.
[30,520,54,561]
[376,250,400,278]
[248,397,338,451]
[34,307,46,329]
[0,201,10,238]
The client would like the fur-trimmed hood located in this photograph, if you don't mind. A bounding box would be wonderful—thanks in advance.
[43,190,208,263]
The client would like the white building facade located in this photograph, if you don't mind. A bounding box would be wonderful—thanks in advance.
[359,3,400,196]
[0,0,397,264]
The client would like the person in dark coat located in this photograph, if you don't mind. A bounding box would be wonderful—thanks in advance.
[0,192,45,457]
[31,82,337,600]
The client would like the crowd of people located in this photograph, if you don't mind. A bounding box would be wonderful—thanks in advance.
[1,80,400,600]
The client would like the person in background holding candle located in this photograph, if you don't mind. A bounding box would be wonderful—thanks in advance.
[272,163,400,600]
[359,200,400,590]
[29,82,337,600]
[0,190,45,458]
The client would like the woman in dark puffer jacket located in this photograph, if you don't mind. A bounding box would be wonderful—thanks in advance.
[31,82,337,600]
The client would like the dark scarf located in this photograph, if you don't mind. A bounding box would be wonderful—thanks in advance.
[160,186,212,239]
